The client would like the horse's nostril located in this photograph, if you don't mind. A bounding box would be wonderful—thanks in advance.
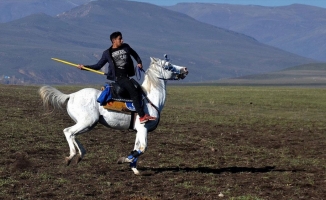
[185,69,189,75]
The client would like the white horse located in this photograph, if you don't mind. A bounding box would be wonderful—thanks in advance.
[39,57,188,175]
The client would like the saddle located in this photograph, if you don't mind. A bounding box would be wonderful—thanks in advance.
[99,79,143,113]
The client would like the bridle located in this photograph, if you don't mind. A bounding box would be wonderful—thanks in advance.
[157,55,185,81]
[135,55,186,81]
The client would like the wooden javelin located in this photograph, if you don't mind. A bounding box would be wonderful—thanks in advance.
[51,58,105,75]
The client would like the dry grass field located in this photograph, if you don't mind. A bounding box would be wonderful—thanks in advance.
[1,84,326,199]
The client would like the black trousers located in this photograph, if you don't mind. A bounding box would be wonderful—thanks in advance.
[116,77,145,117]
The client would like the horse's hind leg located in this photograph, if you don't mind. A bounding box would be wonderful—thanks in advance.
[73,138,86,164]
[63,123,89,165]
[63,127,76,166]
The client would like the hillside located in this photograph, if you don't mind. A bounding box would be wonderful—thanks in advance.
[0,0,95,23]
[0,0,317,84]
[166,3,326,62]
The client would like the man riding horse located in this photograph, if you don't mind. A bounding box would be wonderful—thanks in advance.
[78,31,156,124]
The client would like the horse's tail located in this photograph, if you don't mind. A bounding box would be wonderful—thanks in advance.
[39,85,70,111]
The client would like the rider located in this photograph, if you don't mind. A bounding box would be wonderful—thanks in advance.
[78,31,156,124]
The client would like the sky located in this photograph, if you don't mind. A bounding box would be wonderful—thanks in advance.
[130,0,326,8]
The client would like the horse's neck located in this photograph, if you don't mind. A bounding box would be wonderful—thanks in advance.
[142,78,167,111]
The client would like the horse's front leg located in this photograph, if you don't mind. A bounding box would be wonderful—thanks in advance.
[118,127,147,175]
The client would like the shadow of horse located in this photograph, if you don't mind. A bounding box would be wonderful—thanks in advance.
[138,166,303,175]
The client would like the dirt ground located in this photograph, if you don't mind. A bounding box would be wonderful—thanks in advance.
[1,85,326,199]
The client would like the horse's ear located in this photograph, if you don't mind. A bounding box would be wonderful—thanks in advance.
[150,57,157,63]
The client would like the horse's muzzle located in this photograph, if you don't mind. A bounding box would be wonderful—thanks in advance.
[177,68,188,80]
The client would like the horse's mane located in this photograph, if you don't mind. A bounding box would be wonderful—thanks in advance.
[142,61,163,93]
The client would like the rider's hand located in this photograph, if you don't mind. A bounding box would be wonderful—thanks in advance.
[77,64,84,70]
[137,63,143,69]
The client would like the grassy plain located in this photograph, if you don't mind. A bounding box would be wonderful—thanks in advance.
[0,84,326,199]
[216,63,326,86]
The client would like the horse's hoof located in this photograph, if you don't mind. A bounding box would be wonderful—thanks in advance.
[131,168,140,175]
[117,157,132,164]
[117,157,126,164]
[65,157,72,166]
[76,156,82,164]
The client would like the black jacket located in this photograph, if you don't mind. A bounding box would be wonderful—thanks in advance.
[86,43,142,81]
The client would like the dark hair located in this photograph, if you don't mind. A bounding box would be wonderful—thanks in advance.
[110,31,122,43]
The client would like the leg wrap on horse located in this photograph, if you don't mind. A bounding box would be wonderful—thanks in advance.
[127,150,142,168]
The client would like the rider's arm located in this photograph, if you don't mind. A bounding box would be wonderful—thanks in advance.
[85,51,108,70]
[128,45,142,65]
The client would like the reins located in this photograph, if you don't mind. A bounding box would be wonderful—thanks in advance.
[134,66,161,130]
[135,67,146,81]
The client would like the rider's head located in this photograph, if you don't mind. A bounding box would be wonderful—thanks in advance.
[110,31,123,48]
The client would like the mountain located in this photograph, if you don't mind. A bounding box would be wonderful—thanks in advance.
[0,0,95,23]
[166,3,326,62]
[0,12,105,84]
[0,0,317,84]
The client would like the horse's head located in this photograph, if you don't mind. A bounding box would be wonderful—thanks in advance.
[149,57,189,80]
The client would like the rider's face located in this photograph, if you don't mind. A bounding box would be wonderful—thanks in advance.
[112,36,123,48]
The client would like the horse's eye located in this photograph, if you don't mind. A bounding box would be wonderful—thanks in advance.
[164,64,171,70]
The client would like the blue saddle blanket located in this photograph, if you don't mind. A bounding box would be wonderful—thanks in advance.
[97,83,112,106]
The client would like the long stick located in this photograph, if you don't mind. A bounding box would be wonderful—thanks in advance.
[51,58,105,75]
